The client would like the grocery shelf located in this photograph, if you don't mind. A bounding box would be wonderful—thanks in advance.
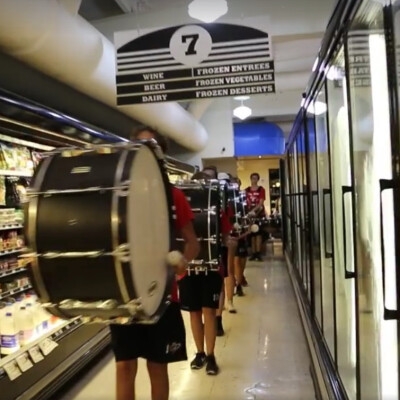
[0,284,32,301]
[0,320,110,400]
[0,266,27,279]
[0,225,23,231]
[0,248,23,258]
[0,170,33,177]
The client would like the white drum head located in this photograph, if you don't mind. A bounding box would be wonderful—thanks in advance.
[127,146,169,316]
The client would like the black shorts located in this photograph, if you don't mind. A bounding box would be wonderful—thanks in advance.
[178,272,223,311]
[235,239,248,258]
[109,302,187,364]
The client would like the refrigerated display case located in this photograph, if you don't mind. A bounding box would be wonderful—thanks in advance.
[284,1,400,399]
[0,89,128,400]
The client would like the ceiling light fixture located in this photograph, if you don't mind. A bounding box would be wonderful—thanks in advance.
[233,104,252,120]
[308,101,327,116]
[234,95,250,101]
[188,0,228,23]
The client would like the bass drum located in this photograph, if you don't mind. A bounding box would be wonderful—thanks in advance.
[176,180,221,268]
[24,143,174,323]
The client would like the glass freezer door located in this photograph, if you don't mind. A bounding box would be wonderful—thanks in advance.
[346,2,399,399]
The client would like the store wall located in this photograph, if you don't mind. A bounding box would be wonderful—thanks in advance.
[198,98,235,159]
[203,157,238,176]
[237,157,281,214]
[169,97,234,169]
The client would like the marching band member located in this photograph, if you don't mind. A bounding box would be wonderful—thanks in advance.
[110,127,200,400]
[178,170,223,375]
[245,172,266,261]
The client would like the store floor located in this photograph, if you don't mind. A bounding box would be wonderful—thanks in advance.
[57,256,315,400]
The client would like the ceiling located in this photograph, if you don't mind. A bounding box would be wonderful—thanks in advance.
[78,0,336,135]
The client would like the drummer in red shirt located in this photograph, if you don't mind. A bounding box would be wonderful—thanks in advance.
[245,172,266,261]
[178,169,224,375]
[110,127,199,400]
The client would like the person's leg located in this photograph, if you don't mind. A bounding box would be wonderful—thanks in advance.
[255,234,263,260]
[178,275,206,369]
[110,324,144,400]
[190,310,204,352]
[225,246,236,312]
[249,234,257,260]
[216,246,228,336]
[201,271,223,375]
[216,284,225,336]
[234,255,244,296]
[147,361,168,400]
[146,303,187,399]
[240,256,248,286]
[116,360,138,400]
[203,307,217,355]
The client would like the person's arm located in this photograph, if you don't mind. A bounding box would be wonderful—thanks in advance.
[171,187,200,275]
[176,221,199,275]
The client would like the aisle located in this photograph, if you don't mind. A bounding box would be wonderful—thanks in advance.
[57,257,315,400]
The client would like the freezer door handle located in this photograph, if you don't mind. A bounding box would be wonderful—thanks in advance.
[342,185,355,279]
[379,179,400,320]
[323,188,333,259]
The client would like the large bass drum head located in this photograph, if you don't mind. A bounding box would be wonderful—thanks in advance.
[128,146,169,317]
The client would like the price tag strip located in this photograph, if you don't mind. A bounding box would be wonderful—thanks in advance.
[0,317,82,380]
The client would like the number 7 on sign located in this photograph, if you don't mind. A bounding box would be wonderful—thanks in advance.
[170,25,213,67]
[182,34,199,55]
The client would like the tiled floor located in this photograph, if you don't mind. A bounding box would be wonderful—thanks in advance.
[57,256,315,400]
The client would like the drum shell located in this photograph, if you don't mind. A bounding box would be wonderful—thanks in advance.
[25,146,174,318]
[193,210,219,263]
[177,183,221,264]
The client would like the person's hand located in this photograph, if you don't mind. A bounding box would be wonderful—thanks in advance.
[166,251,188,275]
[248,210,256,217]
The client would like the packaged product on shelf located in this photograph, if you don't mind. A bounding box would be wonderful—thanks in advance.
[0,144,17,171]
[14,146,33,172]
[0,310,20,355]
[0,208,16,226]
[0,177,5,206]
[16,306,35,346]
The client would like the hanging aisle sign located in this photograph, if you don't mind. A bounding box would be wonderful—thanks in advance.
[114,23,275,105]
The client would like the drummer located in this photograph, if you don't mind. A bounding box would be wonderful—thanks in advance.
[230,177,250,295]
[245,172,266,261]
[178,169,224,375]
[110,127,200,400]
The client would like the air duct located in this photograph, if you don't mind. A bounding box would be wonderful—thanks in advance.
[0,0,208,151]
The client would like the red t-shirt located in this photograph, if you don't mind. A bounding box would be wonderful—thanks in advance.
[245,186,266,216]
[221,205,234,235]
[171,186,194,302]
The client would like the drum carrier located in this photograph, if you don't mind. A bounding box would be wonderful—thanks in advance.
[22,141,175,325]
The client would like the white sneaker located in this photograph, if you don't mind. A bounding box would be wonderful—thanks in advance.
[228,301,237,314]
